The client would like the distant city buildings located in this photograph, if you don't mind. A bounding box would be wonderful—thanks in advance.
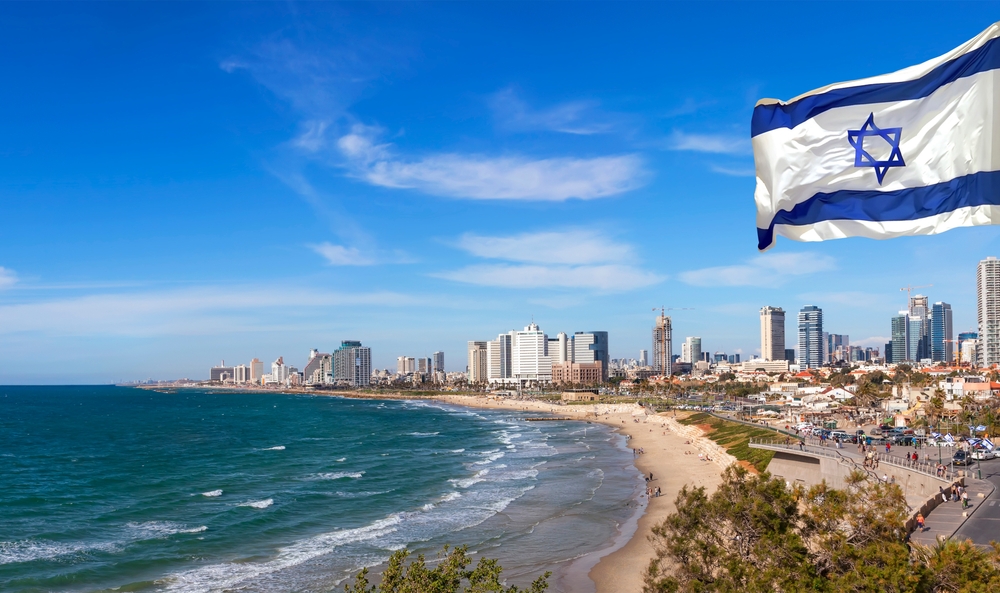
[334,341,371,387]
[652,312,672,376]
[469,323,608,386]
[798,305,823,369]
[760,306,785,361]
[931,302,954,362]
[639,349,648,367]
[681,336,702,365]
[978,257,1000,367]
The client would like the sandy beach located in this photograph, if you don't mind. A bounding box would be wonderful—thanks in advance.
[434,395,727,593]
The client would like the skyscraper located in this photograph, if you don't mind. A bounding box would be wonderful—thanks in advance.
[639,349,648,367]
[334,341,371,387]
[433,351,445,373]
[681,337,702,365]
[512,322,551,383]
[760,306,785,361]
[909,294,930,360]
[249,358,263,383]
[652,313,672,376]
[891,312,910,363]
[931,302,953,362]
[798,305,823,368]
[978,257,1000,367]
[467,341,488,383]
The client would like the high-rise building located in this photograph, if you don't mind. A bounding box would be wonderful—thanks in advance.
[467,341,488,383]
[827,334,849,362]
[931,302,954,362]
[250,358,263,383]
[760,306,786,361]
[798,305,823,368]
[573,331,609,381]
[890,312,910,363]
[333,341,371,387]
[271,356,288,384]
[681,337,702,365]
[234,364,250,383]
[418,358,428,374]
[433,351,445,373]
[979,257,1000,367]
[639,349,648,367]
[652,313,673,376]
[784,348,795,362]
[512,322,551,383]
[714,352,726,363]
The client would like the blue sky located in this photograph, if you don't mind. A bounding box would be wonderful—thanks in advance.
[2,3,999,383]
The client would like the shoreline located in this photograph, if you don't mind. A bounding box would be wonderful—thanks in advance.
[430,395,729,593]
[136,386,728,592]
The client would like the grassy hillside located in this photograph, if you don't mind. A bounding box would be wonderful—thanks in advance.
[675,412,778,472]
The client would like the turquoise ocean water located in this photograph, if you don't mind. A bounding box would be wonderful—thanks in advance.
[0,387,641,592]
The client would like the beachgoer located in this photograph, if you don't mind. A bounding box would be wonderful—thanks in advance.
[916,513,925,531]
[962,490,970,508]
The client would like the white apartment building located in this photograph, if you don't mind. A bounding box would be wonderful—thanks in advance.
[978,257,1000,367]
[512,322,551,383]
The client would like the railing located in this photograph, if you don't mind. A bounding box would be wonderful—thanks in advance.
[750,439,956,482]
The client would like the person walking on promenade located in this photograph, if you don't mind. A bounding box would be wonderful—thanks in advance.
[962,489,970,509]
[799,440,805,451]
[916,513,926,532]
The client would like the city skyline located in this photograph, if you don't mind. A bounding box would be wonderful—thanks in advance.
[2,5,1000,383]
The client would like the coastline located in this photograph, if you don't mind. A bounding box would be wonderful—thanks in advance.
[430,395,728,593]
[137,386,728,592]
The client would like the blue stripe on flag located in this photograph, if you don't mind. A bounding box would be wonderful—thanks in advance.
[757,170,1000,250]
[752,37,1000,137]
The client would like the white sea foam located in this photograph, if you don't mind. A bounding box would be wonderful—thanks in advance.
[407,432,439,437]
[473,450,505,465]
[450,449,465,453]
[449,469,489,489]
[238,498,274,509]
[309,472,364,481]
[202,489,223,497]
[0,522,206,565]
[157,514,403,592]
[261,445,285,451]
[336,457,347,462]
[439,491,462,503]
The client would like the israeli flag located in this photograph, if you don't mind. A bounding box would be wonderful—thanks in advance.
[985,438,996,450]
[977,425,988,432]
[945,433,955,443]
[754,22,1000,250]
[931,431,942,438]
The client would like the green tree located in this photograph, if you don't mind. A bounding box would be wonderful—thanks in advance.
[644,466,1000,593]
[345,546,549,593]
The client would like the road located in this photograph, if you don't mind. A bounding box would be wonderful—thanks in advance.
[951,457,1000,545]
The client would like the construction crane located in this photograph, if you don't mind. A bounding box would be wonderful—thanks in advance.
[943,339,962,367]
[900,284,933,303]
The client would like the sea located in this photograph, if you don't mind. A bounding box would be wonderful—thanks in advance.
[0,386,643,593]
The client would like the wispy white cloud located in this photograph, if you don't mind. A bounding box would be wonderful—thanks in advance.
[710,164,756,177]
[336,126,646,201]
[668,131,749,155]
[0,286,420,337]
[680,253,836,287]
[309,243,376,266]
[489,88,616,135]
[433,264,663,291]
[455,230,631,265]
[0,267,17,290]
[437,230,662,290]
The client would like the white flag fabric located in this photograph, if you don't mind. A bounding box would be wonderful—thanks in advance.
[753,22,1000,251]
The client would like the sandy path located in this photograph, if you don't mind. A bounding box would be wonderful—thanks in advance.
[433,396,726,593]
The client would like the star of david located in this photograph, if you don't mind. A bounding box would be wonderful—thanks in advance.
[847,113,905,184]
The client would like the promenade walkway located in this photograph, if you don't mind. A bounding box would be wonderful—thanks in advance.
[910,478,995,546]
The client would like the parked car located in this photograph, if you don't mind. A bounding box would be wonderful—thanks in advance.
[970,448,996,460]
[830,430,850,441]
[891,435,915,446]
[953,450,972,466]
